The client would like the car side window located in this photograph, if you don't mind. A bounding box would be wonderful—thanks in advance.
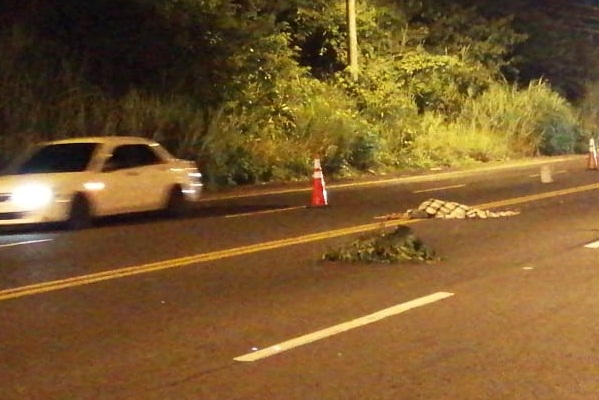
[104,144,163,171]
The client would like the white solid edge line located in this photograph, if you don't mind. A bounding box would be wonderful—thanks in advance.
[0,239,53,249]
[413,184,466,194]
[234,291,455,363]
[585,240,599,249]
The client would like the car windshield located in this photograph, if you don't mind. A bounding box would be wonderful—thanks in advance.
[14,143,99,174]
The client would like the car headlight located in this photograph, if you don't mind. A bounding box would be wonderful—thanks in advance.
[11,184,54,209]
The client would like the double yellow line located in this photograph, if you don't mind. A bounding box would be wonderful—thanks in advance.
[0,219,410,301]
[2,180,599,301]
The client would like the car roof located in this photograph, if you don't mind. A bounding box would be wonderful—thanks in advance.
[43,136,159,146]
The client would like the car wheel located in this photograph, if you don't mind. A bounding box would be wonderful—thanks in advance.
[66,194,92,230]
[164,186,188,218]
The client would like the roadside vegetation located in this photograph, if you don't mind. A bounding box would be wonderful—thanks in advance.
[0,0,596,187]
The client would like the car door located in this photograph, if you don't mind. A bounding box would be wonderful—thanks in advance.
[99,144,173,214]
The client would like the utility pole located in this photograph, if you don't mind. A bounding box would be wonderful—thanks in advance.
[346,0,359,81]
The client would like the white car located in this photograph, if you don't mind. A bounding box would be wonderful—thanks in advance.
[0,136,202,229]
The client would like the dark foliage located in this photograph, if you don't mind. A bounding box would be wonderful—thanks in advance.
[322,225,439,264]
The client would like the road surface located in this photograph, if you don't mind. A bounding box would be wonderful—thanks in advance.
[2,155,599,399]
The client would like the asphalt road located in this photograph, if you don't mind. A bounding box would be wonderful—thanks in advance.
[2,155,599,399]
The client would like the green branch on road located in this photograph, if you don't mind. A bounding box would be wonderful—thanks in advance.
[322,225,439,264]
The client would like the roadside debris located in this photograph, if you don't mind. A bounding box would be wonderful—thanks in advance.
[376,198,520,220]
[322,225,438,264]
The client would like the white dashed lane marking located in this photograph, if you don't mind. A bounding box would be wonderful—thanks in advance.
[585,240,599,249]
[234,292,455,362]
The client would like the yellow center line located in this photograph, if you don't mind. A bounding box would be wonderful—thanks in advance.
[474,181,599,209]
[2,179,599,302]
[0,219,413,301]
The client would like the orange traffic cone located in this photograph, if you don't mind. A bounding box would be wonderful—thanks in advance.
[588,138,598,170]
[310,158,328,207]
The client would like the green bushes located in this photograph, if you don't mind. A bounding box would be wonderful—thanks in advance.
[0,10,590,184]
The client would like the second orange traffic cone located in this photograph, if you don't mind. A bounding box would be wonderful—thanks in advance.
[310,158,328,207]
[588,138,598,170]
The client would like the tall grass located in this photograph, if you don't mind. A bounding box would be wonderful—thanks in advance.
[458,80,583,156]
[0,27,107,165]
[380,79,585,170]
[576,80,599,152]
[408,113,512,168]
